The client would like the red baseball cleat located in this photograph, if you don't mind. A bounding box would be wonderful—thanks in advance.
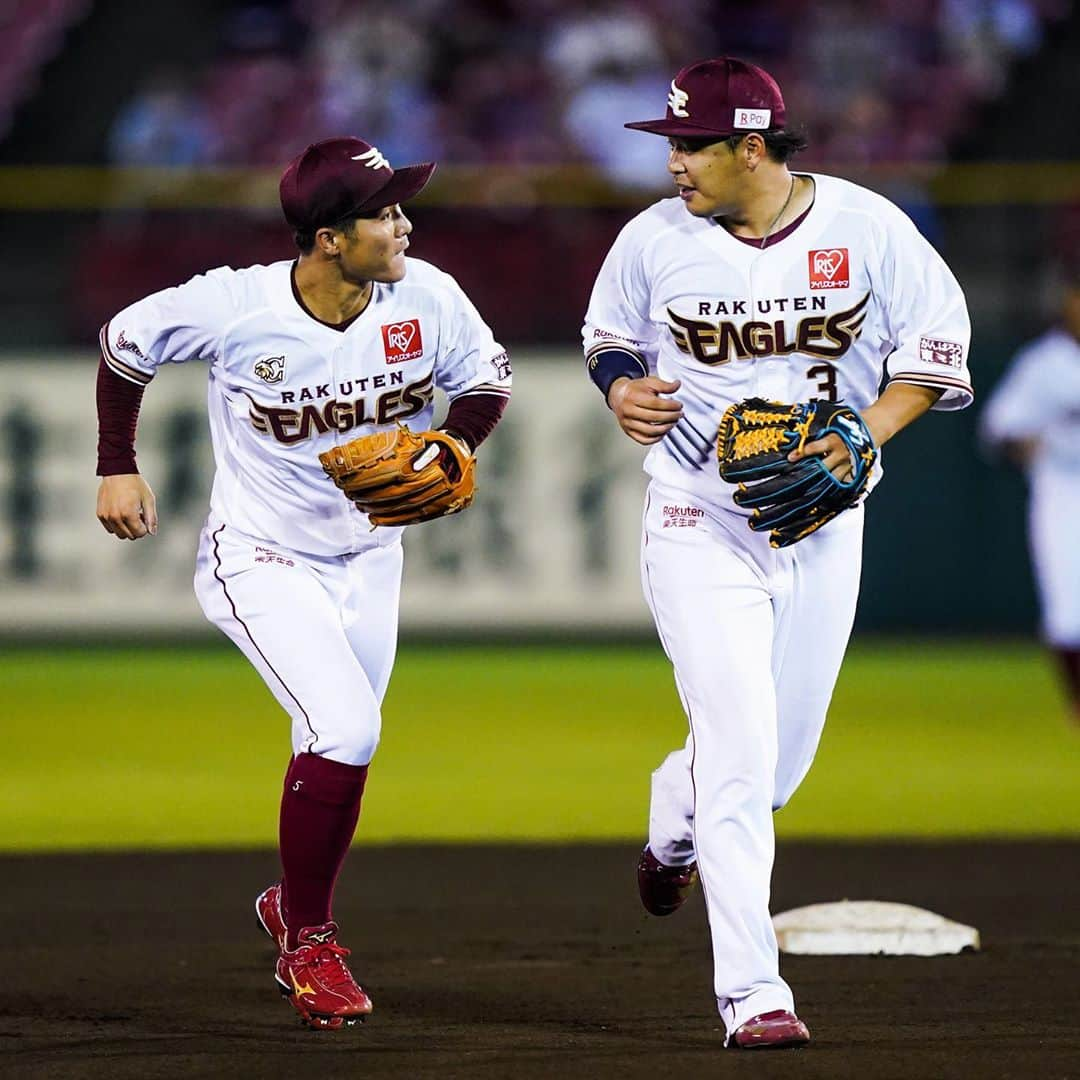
[732,1010,811,1049]
[636,846,698,916]
[255,882,288,951]
[275,922,373,1030]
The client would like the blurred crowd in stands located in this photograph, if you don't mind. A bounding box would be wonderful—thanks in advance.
[107,0,1067,185]
[0,0,90,138]
[1,0,1064,344]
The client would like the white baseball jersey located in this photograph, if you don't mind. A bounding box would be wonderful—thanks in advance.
[981,327,1080,644]
[583,173,973,511]
[101,258,511,556]
[980,327,1080,477]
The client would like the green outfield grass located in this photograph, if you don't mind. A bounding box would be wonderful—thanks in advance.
[2,641,1076,850]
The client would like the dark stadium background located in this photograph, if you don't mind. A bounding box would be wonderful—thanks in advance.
[1,0,1078,631]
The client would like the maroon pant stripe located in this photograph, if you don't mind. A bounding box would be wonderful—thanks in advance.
[211,524,318,750]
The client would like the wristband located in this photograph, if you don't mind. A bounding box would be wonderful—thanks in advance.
[586,346,648,402]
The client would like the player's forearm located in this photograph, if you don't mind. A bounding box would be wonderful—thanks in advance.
[861,383,942,448]
[442,390,509,451]
[96,357,145,475]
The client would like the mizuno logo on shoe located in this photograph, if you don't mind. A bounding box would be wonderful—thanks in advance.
[290,970,315,997]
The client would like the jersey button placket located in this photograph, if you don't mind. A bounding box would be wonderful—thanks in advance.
[328,341,345,441]
[746,254,761,400]
[330,341,359,540]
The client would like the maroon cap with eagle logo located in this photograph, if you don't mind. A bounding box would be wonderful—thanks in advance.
[279,137,436,231]
[625,57,786,139]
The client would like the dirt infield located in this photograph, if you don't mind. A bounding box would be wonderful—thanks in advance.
[2,842,1077,1079]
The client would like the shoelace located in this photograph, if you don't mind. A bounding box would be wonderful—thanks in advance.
[309,942,362,992]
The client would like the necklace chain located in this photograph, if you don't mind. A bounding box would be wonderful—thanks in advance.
[759,175,796,250]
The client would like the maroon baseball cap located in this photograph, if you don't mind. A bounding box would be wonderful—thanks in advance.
[279,137,436,230]
[625,57,786,139]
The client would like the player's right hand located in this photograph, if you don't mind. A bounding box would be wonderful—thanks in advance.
[97,474,158,540]
[607,376,683,445]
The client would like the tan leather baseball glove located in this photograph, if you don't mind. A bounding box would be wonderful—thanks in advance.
[319,423,476,527]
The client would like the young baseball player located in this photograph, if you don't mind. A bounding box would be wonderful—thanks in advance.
[95,136,512,1029]
[582,57,972,1048]
[980,264,1080,721]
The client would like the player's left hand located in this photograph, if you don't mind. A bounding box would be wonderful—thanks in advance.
[791,405,892,481]
[789,431,857,482]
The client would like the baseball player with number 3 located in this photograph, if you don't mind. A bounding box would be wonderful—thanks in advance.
[583,58,972,1048]
[95,137,511,1029]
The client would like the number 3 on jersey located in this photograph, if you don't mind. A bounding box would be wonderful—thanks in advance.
[806,362,838,402]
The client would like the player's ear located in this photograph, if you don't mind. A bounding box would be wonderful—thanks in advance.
[742,133,766,170]
[315,227,340,256]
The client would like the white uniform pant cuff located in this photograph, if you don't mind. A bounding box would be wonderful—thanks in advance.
[719,988,798,1043]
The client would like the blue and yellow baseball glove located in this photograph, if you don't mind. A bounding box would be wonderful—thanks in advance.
[717,397,877,548]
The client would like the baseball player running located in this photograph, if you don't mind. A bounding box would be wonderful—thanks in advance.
[980,264,1080,722]
[582,58,972,1048]
[95,137,511,1029]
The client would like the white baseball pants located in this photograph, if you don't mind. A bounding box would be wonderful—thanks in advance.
[194,517,403,766]
[1029,472,1080,646]
[640,482,863,1039]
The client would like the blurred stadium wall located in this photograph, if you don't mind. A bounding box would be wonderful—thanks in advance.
[0,0,1077,635]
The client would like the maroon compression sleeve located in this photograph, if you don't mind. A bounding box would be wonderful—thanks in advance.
[442,392,509,451]
[96,358,145,476]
